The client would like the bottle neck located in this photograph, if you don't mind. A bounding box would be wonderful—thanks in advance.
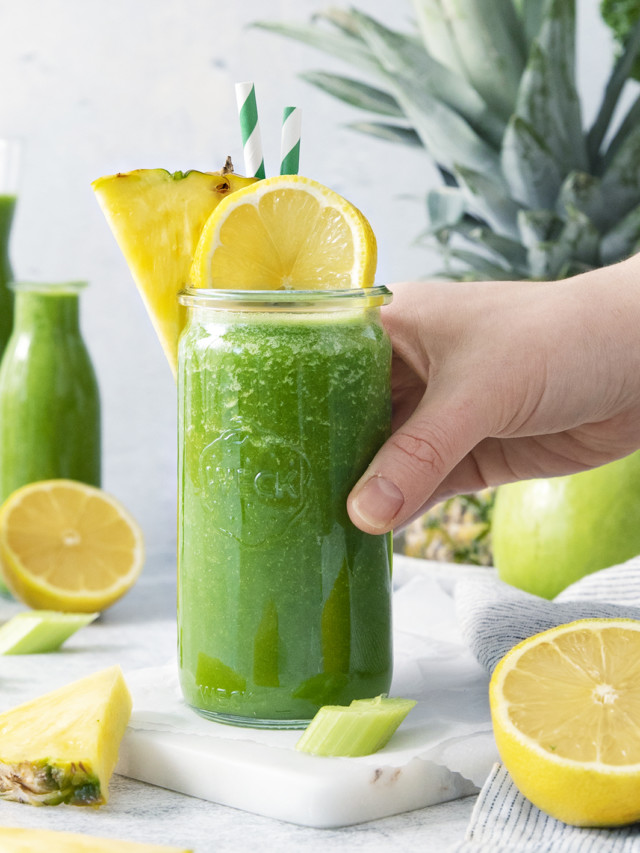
[0,195,16,254]
[13,289,81,334]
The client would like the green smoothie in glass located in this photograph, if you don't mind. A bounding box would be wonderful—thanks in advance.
[177,287,393,728]
[0,282,101,504]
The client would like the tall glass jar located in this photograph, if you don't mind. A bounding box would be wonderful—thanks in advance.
[0,282,101,503]
[177,286,393,728]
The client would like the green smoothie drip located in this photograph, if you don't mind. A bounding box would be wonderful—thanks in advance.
[0,195,16,358]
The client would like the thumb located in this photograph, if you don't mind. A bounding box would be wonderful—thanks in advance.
[347,391,486,534]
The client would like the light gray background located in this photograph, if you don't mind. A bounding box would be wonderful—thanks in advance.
[0,0,622,575]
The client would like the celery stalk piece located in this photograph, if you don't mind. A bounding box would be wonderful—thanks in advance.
[295,695,416,756]
[0,611,98,654]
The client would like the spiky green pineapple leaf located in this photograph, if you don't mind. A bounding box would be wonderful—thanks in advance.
[347,121,422,147]
[509,0,587,177]
[560,207,600,266]
[426,186,467,233]
[450,220,529,272]
[513,0,545,49]
[599,93,640,173]
[312,7,365,39]
[451,0,526,118]
[348,9,505,148]
[556,260,597,278]
[589,14,640,161]
[555,171,606,229]
[517,208,564,247]
[526,208,599,279]
[599,119,640,223]
[501,115,564,208]
[445,247,515,279]
[410,0,467,77]
[300,71,403,116]
[455,166,522,239]
[426,0,526,121]
[252,20,380,74]
[370,72,501,174]
[601,200,640,263]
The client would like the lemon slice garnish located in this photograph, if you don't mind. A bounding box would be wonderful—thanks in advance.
[190,174,377,290]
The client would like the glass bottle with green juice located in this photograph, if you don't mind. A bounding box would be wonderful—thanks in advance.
[0,282,101,502]
[0,139,20,358]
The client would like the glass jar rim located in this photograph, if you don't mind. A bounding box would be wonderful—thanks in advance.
[179,285,392,312]
[9,281,88,295]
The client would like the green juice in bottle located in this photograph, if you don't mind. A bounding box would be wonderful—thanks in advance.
[0,194,16,358]
[0,282,101,503]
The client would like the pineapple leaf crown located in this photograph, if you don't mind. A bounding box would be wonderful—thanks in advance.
[256,0,640,280]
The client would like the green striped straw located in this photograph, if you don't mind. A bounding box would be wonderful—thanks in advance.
[235,82,266,179]
[280,107,301,175]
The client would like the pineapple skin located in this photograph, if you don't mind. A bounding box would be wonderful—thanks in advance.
[0,666,132,806]
[0,759,101,806]
[396,490,494,566]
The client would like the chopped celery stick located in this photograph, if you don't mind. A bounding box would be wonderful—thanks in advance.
[0,611,98,654]
[296,695,416,756]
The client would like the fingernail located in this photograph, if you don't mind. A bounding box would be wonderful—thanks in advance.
[352,476,405,530]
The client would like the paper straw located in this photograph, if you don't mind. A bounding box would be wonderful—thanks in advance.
[280,107,301,175]
[235,82,266,179]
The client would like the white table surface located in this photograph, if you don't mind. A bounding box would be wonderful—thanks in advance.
[0,560,480,852]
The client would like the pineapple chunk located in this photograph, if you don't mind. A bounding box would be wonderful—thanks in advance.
[0,826,191,852]
[92,166,256,375]
[0,666,131,806]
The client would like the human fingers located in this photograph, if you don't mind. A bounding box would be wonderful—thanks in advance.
[347,383,491,534]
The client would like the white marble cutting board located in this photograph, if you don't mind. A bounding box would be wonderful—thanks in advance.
[116,558,497,828]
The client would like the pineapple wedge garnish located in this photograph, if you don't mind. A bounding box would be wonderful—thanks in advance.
[92,162,256,375]
[0,666,131,806]
[0,827,191,852]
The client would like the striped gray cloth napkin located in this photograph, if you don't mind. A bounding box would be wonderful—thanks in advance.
[451,555,640,851]
[451,764,640,852]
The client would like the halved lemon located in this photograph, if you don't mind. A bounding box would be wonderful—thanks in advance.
[190,174,377,290]
[0,480,144,612]
[490,618,640,827]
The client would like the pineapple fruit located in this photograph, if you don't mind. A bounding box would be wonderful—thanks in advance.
[0,666,131,806]
[0,827,191,853]
[92,160,256,375]
[259,0,640,565]
[396,489,494,566]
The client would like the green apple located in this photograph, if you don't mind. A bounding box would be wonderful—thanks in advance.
[491,451,640,599]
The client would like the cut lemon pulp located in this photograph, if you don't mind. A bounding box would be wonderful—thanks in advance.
[490,618,640,827]
[0,480,144,612]
[190,174,377,290]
